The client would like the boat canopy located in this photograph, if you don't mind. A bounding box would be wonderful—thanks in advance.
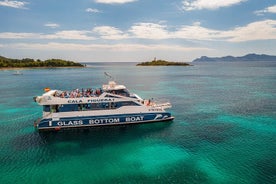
[102,81,126,91]
[103,81,131,97]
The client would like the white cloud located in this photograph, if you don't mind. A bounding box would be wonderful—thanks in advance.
[95,0,137,4]
[266,5,276,13]
[224,20,276,42]
[255,5,276,15]
[93,26,129,39]
[4,42,211,53]
[1,20,275,42]
[0,32,39,39]
[129,23,171,39]
[44,30,95,40]
[128,20,276,42]
[44,23,60,29]
[182,0,246,11]
[86,8,101,13]
[173,20,276,42]
[0,0,28,9]
[174,24,227,41]
[0,30,95,40]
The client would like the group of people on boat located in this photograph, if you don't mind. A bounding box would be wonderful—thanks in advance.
[53,88,103,98]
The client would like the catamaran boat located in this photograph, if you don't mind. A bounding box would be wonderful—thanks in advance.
[33,79,174,131]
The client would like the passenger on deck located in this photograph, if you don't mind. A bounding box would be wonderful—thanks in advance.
[96,89,101,96]
[54,88,104,98]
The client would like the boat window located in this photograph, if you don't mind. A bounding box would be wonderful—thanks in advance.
[58,103,112,111]
[105,94,120,98]
[106,89,130,97]
[117,101,140,107]
[43,105,50,112]
[58,104,78,112]
[53,105,60,112]
[90,103,103,110]
[44,101,140,113]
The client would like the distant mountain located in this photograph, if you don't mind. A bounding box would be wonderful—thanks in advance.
[192,54,276,62]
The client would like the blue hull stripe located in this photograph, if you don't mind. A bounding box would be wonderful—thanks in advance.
[37,112,173,130]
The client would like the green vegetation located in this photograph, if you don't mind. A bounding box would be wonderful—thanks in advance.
[137,59,191,66]
[0,55,84,68]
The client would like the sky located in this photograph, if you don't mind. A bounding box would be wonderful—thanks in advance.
[0,0,276,62]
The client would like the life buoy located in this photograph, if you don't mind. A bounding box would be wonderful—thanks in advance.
[44,87,51,92]
[55,127,61,131]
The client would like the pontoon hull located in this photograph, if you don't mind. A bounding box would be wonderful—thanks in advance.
[35,112,174,131]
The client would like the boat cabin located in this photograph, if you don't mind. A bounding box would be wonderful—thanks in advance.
[102,81,131,97]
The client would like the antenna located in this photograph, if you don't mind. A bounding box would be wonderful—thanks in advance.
[104,72,114,81]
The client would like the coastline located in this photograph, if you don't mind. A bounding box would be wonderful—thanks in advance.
[0,66,85,70]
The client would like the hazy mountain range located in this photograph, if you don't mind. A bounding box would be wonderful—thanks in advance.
[193,54,276,62]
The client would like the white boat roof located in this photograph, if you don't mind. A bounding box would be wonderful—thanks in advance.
[43,90,57,96]
[102,81,126,91]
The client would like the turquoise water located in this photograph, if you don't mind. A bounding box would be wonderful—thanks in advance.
[0,62,275,184]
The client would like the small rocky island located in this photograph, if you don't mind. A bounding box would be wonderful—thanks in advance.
[0,55,84,68]
[137,59,191,66]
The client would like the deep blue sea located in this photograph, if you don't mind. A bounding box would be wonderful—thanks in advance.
[0,61,275,184]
